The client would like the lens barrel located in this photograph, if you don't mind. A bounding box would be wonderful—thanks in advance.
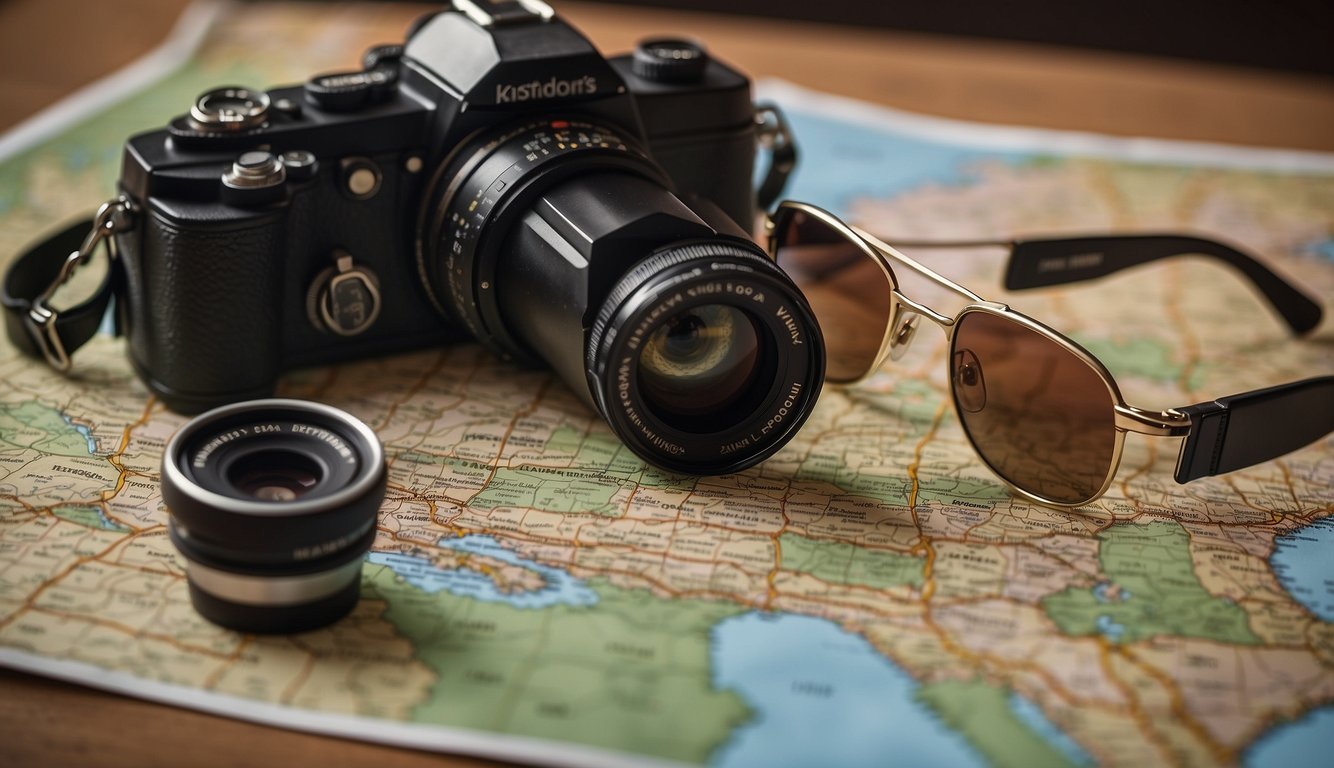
[423,119,825,474]
[161,399,386,633]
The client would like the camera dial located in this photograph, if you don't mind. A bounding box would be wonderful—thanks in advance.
[189,86,271,131]
[632,38,710,84]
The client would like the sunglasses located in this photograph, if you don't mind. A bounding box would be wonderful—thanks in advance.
[765,201,1333,507]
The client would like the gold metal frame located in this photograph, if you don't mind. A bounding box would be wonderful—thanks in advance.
[765,201,1190,508]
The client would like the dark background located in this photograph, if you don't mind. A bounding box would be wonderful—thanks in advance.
[589,0,1334,75]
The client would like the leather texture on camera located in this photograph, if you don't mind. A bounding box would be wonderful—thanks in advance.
[123,207,284,410]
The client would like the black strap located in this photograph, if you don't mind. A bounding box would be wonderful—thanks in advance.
[1174,376,1334,483]
[2,217,118,366]
[754,103,798,213]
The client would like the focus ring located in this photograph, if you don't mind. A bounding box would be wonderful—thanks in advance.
[423,119,667,360]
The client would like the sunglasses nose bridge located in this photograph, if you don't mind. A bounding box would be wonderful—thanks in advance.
[887,310,920,361]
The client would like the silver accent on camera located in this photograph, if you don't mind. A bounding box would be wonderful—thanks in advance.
[306,251,383,336]
[339,157,382,200]
[190,86,271,131]
[222,151,287,189]
[454,0,553,27]
[281,150,317,171]
[183,553,364,607]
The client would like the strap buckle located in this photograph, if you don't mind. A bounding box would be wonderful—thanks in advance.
[24,196,136,371]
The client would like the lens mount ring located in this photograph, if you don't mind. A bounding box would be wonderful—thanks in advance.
[589,241,826,474]
[419,118,668,362]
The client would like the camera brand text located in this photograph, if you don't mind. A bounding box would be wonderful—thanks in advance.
[496,76,598,104]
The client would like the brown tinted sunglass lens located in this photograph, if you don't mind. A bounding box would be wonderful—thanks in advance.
[950,311,1117,505]
[774,210,893,382]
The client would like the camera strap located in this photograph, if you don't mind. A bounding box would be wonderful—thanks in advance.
[2,196,136,371]
[754,104,797,212]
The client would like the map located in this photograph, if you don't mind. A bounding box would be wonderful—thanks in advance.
[2,3,1332,766]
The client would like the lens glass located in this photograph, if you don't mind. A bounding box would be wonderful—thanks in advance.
[950,310,1117,505]
[226,449,324,502]
[775,209,893,382]
[637,304,766,430]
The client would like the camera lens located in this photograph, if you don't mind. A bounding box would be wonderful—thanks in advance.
[587,242,823,473]
[161,399,386,633]
[420,120,824,474]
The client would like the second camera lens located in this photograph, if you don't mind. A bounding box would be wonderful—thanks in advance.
[161,399,386,634]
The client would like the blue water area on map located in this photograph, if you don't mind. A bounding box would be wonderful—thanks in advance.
[1308,238,1334,264]
[1095,614,1127,643]
[365,535,598,609]
[709,612,985,768]
[1270,517,1334,621]
[1007,693,1095,767]
[1092,582,1131,603]
[60,415,97,453]
[776,108,1030,214]
[1245,705,1334,768]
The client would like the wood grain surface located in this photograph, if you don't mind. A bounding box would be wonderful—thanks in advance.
[0,1,1331,767]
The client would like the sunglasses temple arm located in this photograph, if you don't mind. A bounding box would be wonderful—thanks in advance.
[1004,235,1322,335]
[1173,376,1334,483]
[850,226,985,304]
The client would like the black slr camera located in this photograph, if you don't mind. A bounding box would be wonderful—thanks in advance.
[114,0,825,474]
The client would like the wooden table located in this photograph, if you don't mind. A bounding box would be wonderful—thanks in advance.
[1,1,1332,766]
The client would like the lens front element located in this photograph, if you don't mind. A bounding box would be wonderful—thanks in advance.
[950,310,1118,505]
[227,449,323,501]
[638,304,767,428]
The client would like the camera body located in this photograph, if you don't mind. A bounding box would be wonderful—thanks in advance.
[116,1,763,412]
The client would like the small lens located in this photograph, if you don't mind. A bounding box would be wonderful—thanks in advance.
[637,305,763,426]
[775,209,893,382]
[950,310,1117,505]
[161,399,386,633]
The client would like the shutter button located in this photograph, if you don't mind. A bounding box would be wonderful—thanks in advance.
[306,251,382,336]
[221,151,286,206]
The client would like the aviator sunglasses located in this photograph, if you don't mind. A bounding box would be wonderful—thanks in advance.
[765,201,1334,507]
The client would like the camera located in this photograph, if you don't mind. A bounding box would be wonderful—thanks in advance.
[113,0,824,474]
